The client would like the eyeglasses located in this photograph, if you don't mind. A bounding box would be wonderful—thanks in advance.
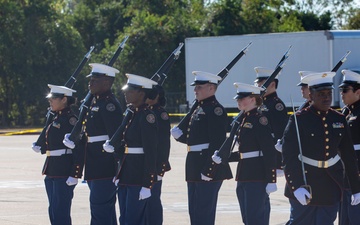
[340,87,354,94]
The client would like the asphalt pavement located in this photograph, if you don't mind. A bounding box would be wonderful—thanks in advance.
[0,134,305,225]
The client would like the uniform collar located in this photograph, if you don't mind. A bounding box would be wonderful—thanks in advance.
[348,99,360,110]
[262,91,277,101]
[149,103,161,110]
[198,95,217,105]
[94,90,112,99]
[244,107,258,116]
[57,107,71,115]
[133,103,147,112]
[309,105,329,116]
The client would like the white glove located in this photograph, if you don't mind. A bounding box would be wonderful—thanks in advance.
[351,192,360,205]
[63,133,75,149]
[66,176,78,186]
[31,142,41,153]
[112,177,120,186]
[103,140,114,153]
[266,183,277,195]
[294,187,311,205]
[211,150,222,164]
[201,173,212,181]
[275,139,282,152]
[157,175,163,181]
[139,187,151,200]
[170,126,183,139]
[276,169,284,177]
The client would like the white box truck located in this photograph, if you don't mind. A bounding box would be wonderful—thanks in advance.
[185,30,360,112]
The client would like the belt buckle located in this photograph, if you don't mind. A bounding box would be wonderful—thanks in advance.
[239,153,243,159]
[318,160,328,168]
[46,151,50,157]
[187,146,190,152]
[125,147,128,154]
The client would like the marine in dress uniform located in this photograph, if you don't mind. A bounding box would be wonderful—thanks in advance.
[82,63,123,225]
[171,71,232,225]
[254,67,288,173]
[146,85,171,225]
[282,72,360,225]
[274,71,313,152]
[114,74,158,225]
[297,71,313,111]
[32,85,84,225]
[218,82,277,225]
[338,69,360,225]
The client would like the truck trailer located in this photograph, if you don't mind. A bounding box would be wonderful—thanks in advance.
[184,30,360,112]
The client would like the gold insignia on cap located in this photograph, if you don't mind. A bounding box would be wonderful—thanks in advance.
[69,117,77,126]
[161,112,169,120]
[146,114,156,123]
[106,103,116,112]
[259,116,268,126]
[275,103,284,111]
[322,73,327,78]
[214,107,223,116]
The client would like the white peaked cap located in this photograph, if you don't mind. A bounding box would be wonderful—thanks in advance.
[340,69,360,85]
[254,66,279,82]
[47,84,76,98]
[233,82,264,99]
[190,71,222,86]
[122,73,158,90]
[301,72,335,89]
[87,63,119,77]
[298,71,316,86]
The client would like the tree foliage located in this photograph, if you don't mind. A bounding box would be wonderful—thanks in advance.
[0,0,359,126]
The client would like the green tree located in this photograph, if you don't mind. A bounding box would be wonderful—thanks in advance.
[343,8,360,29]
[202,0,246,36]
[0,0,84,126]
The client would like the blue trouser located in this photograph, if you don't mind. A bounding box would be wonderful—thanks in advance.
[286,199,338,225]
[187,181,223,225]
[236,181,269,225]
[146,180,163,225]
[87,179,117,225]
[339,189,360,225]
[44,176,75,225]
[118,185,148,225]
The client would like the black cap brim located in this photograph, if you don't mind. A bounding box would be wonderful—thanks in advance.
[339,81,358,88]
[190,80,211,86]
[297,82,308,87]
[122,83,143,91]
[254,77,268,83]
[310,83,334,91]
[46,93,65,98]
[233,92,253,100]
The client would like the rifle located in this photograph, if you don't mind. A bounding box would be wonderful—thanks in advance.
[63,36,129,148]
[35,46,95,151]
[217,46,292,162]
[106,43,184,150]
[331,51,350,72]
[177,42,252,131]
[151,43,184,85]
